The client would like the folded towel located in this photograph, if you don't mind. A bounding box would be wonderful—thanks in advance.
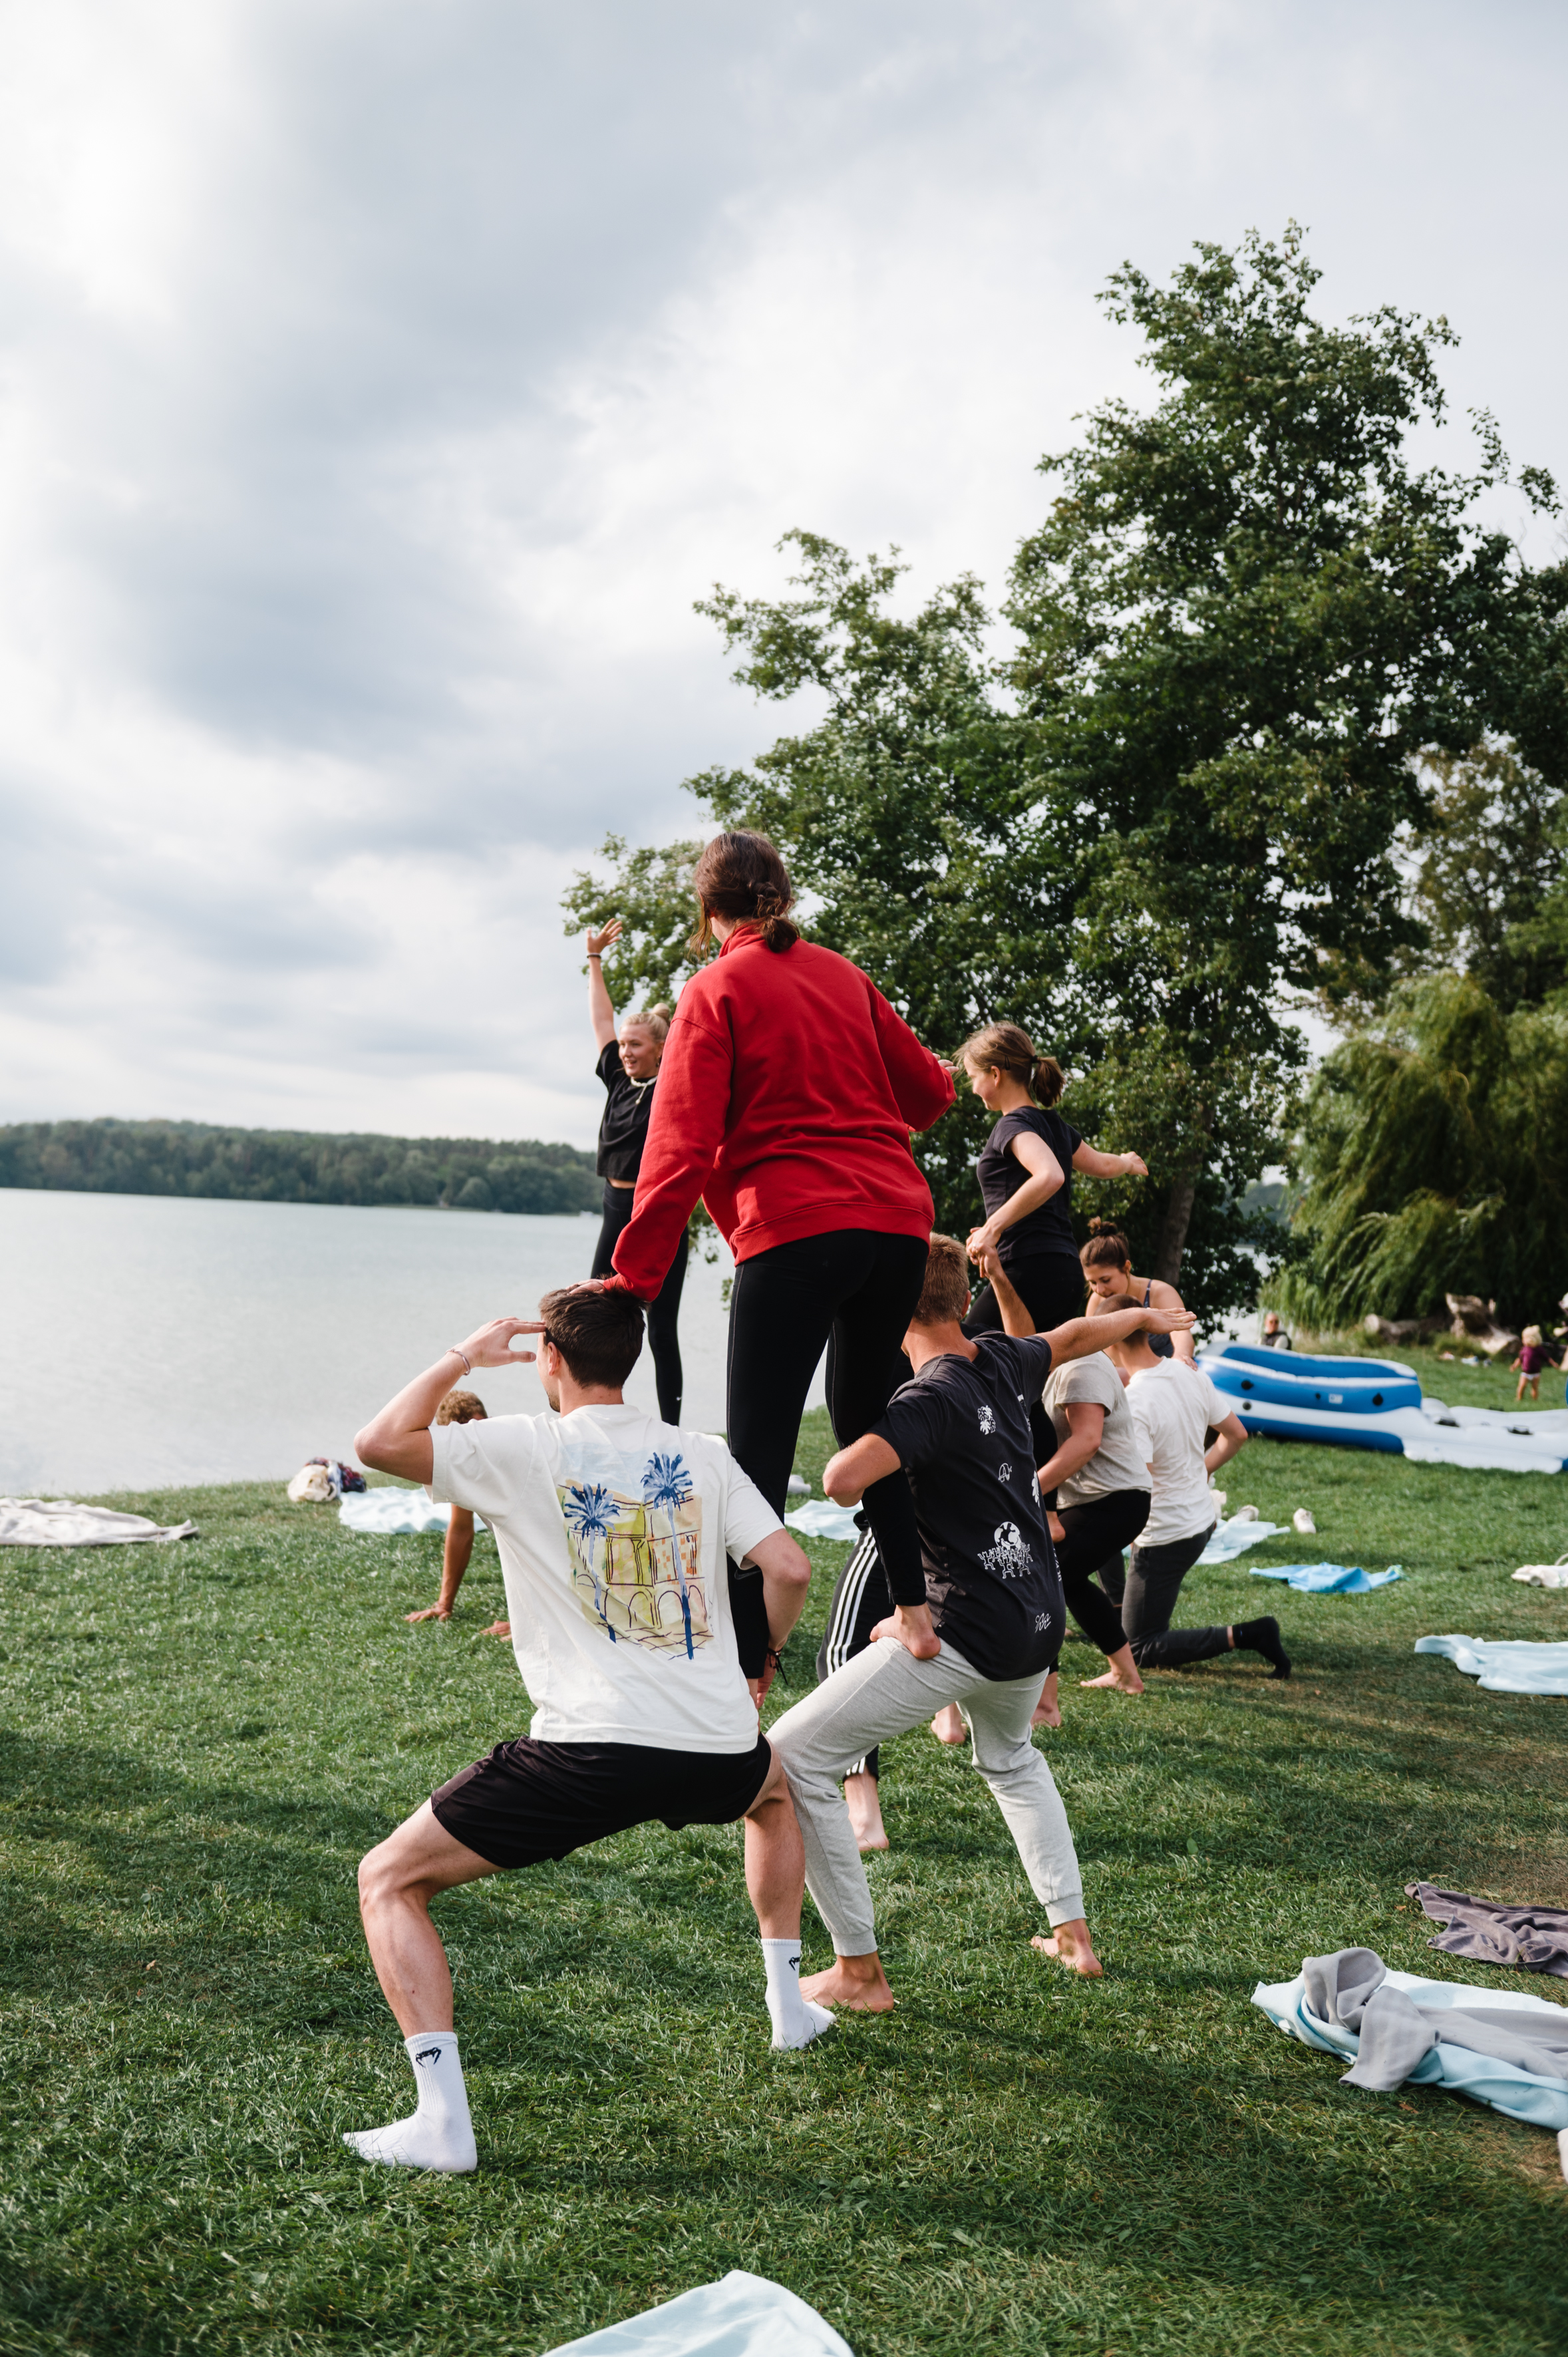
[0,1498,198,1547]
[1250,1563,1402,1593]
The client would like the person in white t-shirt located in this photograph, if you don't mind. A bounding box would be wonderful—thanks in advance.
[345,1283,827,2176]
[1101,1300,1291,1677]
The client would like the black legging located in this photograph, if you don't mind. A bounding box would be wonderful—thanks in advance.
[1041,1486,1149,1672]
[964,1253,1085,1466]
[591,1181,687,1424]
[816,1527,887,1781]
[1098,1527,1229,1668]
[726,1228,929,1674]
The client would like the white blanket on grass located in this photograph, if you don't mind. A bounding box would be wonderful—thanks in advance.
[540,2271,853,2357]
[1413,1635,1568,1696]
[0,1497,198,1547]
[339,1490,485,1536]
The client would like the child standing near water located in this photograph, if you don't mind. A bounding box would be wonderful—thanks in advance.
[1511,1327,1549,1404]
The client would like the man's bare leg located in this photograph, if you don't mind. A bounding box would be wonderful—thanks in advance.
[1078,1644,1144,1695]
[800,1949,895,2012]
[930,1704,967,1746]
[743,1753,834,2050]
[1030,1917,1103,1977]
[844,1769,889,1851]
[347,1802,497,2172]
[1031,1670,1062,1729]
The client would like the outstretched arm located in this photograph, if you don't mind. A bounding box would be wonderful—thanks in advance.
[587,920,621,1052]
[1072,1140,1148,1181]
[1044,1303,1195,1366]
[356,1317,544,1484]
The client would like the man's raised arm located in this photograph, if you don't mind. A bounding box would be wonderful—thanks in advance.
[1042,1304,1194,1366]
[355,1317,543,1485]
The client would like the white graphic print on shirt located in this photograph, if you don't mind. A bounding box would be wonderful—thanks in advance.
[977,1519,1036,1579]
[977,1402,997,1434]
[557,1446,710,1658]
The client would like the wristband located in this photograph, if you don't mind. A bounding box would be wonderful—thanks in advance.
[587,952,601,960]
[446,1345,472,1374]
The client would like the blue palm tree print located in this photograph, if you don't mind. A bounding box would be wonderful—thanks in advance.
[641,1452,695,1659]
[561,1481,619,1639]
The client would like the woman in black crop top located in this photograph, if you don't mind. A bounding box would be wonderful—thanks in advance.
[585,919,687,1420]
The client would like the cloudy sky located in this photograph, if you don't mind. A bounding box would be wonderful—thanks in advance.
[1,0,1562,1153]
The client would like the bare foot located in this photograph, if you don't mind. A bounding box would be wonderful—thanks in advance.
[844,1770,889,1853]
[800,1954,895,2012]
[404,1605,450,1623]
[1079,1666,1144,1694]
[930,1704,967,1746]
[1030,1918,1104,1977]
[1031,1670,1061,1730]
[482,1620,512,1639]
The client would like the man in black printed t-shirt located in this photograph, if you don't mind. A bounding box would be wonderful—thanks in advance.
[763,1233,1194,2012]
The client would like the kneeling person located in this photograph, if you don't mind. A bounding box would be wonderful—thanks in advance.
[763,1234,1194,2011]
[349,1284,824,2175]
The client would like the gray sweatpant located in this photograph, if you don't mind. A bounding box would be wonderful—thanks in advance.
[767,1637,1084,1957]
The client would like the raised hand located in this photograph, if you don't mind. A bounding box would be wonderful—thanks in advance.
[586,918,623,958]
[1142,1305,1197,1338]
[455,1316,546,1368]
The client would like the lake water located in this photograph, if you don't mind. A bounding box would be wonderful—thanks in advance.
[0,1189,826,1496]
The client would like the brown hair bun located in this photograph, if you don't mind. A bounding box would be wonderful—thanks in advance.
[689,831,800,954]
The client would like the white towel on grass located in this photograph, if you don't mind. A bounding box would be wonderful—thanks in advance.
[0,1498,198,1547]
[1413,1635,1568,1696]
[339,1490,484,1536]
[539,2272,854,2357]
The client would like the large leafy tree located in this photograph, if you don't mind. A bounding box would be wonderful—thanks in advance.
[565,228,1561,1326]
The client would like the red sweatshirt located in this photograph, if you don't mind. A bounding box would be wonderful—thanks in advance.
[610,931,955,1299]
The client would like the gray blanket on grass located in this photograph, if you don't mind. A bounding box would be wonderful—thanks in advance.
[1406,1882,1568,1979]
[1304,1948,1568,2091]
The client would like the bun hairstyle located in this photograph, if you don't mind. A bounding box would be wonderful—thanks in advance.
[623,1003,671,1044]
[956,1021,1065,1109]
[689,830,800,955]
[1080,1219,1134,1273]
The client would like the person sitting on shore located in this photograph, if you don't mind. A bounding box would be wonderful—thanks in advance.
[1261,1311,1292,1350]
[404,1390,510,1637]
[348,1285,824,2175]
[756,1234,1195,2014]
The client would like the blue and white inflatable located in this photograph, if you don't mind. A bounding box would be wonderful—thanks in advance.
[1199,1343,1568,1474]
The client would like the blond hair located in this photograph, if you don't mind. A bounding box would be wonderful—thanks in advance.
[621,1003,671,1044]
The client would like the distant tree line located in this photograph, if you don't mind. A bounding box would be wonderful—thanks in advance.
[0,1120,600,1217]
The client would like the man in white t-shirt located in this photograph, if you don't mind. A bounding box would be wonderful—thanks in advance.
[345,1283,827,2175]
[1102,1302,1291,1678]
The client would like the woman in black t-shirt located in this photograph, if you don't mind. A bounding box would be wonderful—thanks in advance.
[957,1022,1148,1453]
[585,919,687,1421]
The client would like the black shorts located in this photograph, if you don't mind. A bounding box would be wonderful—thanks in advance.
[429,1735,773,1871]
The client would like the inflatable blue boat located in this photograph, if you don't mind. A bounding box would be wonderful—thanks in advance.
[1200,1344,1568,1473]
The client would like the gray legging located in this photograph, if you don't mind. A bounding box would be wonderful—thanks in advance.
[1097,1527,1234,1668]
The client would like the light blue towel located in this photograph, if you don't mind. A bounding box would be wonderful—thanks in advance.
[1252,1966,1568,2133]
[1414,1635,1568,1696]
[1251,1563,1403,1593]
[1197,1517,1287,1562]
[339,1491,486,1537]
[540,2271,854,2357]
[785,1499,862,1541]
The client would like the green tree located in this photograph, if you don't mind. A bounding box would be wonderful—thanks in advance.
[565,228,1563,1324]
[1403,745,1566,1007]
[1275,973,1568,1331]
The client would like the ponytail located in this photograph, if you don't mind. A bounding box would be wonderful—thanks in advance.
[956,1021,1063,1106]
[689,831,800,955]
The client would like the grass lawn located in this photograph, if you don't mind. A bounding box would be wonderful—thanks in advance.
[2,1411,1565,2356]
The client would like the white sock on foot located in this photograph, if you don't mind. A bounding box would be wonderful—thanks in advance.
[343,2030,478,2173]
[761,1939,834,2050]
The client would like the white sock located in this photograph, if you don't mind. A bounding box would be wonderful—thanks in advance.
[343,2030,478,2173]
[761,1938,834,2052]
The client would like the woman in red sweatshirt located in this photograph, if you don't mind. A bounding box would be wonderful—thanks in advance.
[607,830,955,1678]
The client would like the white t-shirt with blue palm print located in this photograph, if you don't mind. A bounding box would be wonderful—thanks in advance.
[428,1402,781,1754]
